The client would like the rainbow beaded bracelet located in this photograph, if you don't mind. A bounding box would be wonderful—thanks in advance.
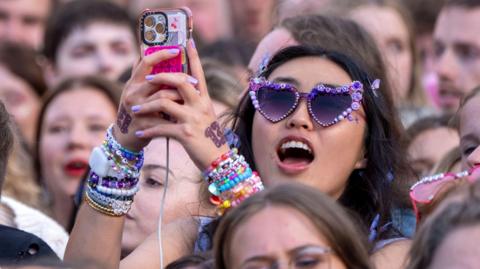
[203,148,264,215]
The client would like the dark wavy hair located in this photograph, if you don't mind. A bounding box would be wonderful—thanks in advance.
[229,45,412,242]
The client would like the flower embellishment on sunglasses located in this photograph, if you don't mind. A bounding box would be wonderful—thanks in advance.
[249,77,366,127]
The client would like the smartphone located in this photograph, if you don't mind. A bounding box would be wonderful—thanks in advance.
[139,7,193,75]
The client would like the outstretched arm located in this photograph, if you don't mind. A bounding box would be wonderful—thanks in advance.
[64,44,196,269]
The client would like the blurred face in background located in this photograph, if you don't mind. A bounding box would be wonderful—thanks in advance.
[0,64,40,147]
[408,127,460,177]
[173,0,231,44]
[350,5,413,104]
[459,94,480,170]
[433,7,480,112]
[122,138,208,254]
[127,0,173,18]
[0,0,51,50]
[53,22,138,82]
[277,0,332,22]
[39,88,116,205]
[230,0,276,44]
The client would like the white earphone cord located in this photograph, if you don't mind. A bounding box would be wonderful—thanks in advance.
[158,137,169,268]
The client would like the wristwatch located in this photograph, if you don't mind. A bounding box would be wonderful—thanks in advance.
[89,146,121,178]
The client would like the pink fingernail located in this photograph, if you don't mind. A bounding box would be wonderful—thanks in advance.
[135,131,144,137]
[145,75,155,81]
[190,38,196,49]
[169,48,180,54]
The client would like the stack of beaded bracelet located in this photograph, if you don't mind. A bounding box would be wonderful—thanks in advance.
[85,172,139,216]
[203,148,264,215]
[101,125,143,178]
[85,125,143,216]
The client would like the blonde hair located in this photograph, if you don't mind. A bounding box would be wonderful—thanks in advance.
[2,128,42,210]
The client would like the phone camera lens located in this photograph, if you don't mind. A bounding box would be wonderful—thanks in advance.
[144,15,155,27]
[155,23,165,34]
[145,30,156,42]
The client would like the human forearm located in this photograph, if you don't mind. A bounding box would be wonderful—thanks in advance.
[64,204,124,269]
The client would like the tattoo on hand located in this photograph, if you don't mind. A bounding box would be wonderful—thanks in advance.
[205,121,226,148]
[117,105,132,134]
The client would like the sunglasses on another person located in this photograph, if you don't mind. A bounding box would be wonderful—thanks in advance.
[410,165,480,223]
[248,77,365,127]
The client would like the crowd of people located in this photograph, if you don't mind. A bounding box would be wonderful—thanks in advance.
[0,0,479,268]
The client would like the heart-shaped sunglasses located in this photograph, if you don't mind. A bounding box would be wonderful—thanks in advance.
[248,77,364,127]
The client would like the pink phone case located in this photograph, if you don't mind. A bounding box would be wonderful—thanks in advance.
[145,45,183,74]
[139,8,192,76]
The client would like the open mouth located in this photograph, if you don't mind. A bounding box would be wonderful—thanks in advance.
[63,160,88,177]
[439,88,463,98]
[437,86,464,109]
[277,138,315,166]
[439,88,463,100]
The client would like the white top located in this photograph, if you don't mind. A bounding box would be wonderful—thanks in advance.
[0,196,69,259]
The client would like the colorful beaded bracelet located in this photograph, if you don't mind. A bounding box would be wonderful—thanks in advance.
[100,144,141,178]
[95,184,139,197]
[87,186,133,207]
[106,124,143,160]
[208,156,246,184]
[203,148,264,215]
[88,172,138,188]
[85,191,132,217]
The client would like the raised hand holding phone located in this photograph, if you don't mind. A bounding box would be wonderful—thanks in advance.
[126,7,229,170]
[113,48,182,152]
[132,39,230,171]
[114,7,228,172]
[113,7,193,151]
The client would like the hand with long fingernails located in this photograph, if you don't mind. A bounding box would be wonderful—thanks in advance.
[123,39,230,170]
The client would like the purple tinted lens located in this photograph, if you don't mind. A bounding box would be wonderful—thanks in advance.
[310,92,352,125]
[256,86,297,122]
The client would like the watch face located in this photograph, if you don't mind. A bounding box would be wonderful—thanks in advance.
[89,146,111,178]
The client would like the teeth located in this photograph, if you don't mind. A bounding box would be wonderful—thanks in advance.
[280,140,312,153]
